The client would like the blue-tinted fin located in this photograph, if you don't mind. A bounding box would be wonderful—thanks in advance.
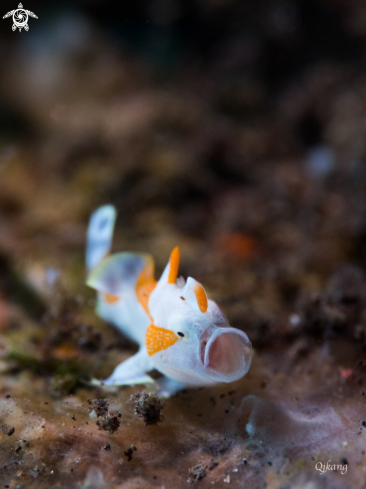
[86,252,154,295]
[86,205,117,272]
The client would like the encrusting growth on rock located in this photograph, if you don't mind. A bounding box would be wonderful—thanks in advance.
[130,391,164,425]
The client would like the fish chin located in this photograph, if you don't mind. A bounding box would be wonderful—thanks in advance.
[202,327,252,382]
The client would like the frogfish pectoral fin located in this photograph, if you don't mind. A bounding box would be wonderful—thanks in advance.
[91,349,156,387]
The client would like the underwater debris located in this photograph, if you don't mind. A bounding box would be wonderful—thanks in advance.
[130,391,164,425]
[187,464,207,482]
[87,399,121,434]
[96,414,121,434]
[87,398,110,418]
[124,444,137,461]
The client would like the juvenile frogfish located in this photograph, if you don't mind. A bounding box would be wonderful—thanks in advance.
[86,205,252,397]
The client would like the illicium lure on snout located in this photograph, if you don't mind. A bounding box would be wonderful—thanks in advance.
[86,205,252,397]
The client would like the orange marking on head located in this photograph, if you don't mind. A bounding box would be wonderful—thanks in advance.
[194,284,208,313]
[103,293,120,304]
[145,324,178,356]
[135,257,157,316]
[168,246,180,284]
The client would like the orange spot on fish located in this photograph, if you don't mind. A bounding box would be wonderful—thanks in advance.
[103,293,120,304]
[194,283,208,313]
[168,246,180,284]
[145,324,178,356]
[136,257,157,315]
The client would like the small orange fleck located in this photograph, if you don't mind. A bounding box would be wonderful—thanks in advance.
[145,324,178,356]
[54,344,78,360]
[194,284,208,313]
[168,246,180,284]
[103,293,120,304]
[218,233,257,259]
[340,368,353,379]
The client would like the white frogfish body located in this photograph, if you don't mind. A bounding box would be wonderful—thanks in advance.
[86,205,252,396]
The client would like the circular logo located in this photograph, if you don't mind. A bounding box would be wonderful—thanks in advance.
[12,8,28,29]
[3,3,38,32]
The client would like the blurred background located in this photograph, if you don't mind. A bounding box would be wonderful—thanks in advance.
[0,1,366,487]
[1,0,366,338]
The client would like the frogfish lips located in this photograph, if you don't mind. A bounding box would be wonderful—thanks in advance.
[200,327,252,381]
